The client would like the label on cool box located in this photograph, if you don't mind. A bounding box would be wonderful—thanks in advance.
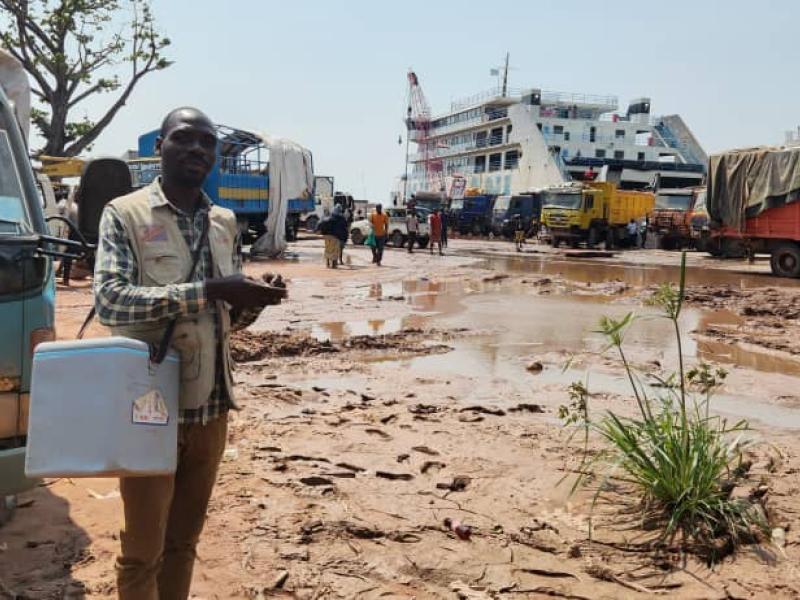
[132,389,169,425]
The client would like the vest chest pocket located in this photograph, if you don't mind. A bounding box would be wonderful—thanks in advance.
[210,224,235,277]
[142,253,186,285]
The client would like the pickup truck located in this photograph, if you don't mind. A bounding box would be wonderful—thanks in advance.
[350,207,430,247]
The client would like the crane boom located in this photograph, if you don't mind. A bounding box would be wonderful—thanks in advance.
[405,70,443,196]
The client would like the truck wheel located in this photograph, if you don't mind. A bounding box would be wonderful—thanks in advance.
[472,221,482,236]
[305,215,319,232]
[605,230,615,250]
[551,236,560,248]
[418,236,429,249]
[350,229,364,245]
[391,230,404,247]
[587,227,598,248]
[771,243,800,278]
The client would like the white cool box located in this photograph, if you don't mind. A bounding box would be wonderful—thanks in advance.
[25,337,180,478]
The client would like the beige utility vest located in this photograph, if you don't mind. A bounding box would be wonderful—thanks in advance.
[108,184,238,411]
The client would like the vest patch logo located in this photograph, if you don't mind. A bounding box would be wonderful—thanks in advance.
[140,224,167,242]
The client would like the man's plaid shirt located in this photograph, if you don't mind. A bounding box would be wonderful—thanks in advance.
[94,179,241,425]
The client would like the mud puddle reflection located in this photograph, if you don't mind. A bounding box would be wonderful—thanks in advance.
[484,255,800,289]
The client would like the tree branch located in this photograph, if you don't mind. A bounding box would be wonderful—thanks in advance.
[64,55,158,156]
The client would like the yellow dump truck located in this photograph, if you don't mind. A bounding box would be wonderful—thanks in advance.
[541,181,654,248]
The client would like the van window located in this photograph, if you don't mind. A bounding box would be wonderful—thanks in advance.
[0,130,30,235]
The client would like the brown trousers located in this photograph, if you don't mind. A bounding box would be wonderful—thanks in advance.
[116,417,228,600]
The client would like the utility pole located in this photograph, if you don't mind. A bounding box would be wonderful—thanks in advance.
[501,52,510,97]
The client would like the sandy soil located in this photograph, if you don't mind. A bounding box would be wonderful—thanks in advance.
[3,238,800,599]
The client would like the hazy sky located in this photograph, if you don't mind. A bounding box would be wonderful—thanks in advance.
[68,0,798,200]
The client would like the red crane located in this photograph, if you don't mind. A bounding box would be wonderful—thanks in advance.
[405,70,443,196]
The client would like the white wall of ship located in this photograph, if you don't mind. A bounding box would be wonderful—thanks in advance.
[405,109,680,196]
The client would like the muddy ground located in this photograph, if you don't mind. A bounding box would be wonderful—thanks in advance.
[3,238,800,599]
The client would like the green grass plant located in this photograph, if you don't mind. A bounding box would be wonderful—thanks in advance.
[561,253,767,560]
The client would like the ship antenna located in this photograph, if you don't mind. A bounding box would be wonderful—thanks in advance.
[502,52,510,97]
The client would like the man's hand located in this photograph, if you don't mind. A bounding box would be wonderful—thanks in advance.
[205,274,287,309]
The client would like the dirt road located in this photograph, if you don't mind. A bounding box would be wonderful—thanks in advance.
[3,238,800,599]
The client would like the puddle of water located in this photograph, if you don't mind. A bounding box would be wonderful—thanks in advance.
[297,256,800,427]
[397,335,800,430]
[318,269,800,378]
[485,255,800,289]
[312,315,427,342]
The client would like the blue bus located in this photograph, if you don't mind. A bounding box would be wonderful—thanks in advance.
[135,125,315,241]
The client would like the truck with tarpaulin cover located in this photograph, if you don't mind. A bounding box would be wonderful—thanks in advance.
[135,125,315,241]
[706,145,800,276]
[540,181,654,248]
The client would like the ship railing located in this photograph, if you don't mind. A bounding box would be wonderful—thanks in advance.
[540,90,618,110]
[449,86,526,112]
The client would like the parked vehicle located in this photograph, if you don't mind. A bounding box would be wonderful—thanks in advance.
[689,189,712,251]
[648,187,703,250]
[135,125,315,241]
[302,175,334,232]
[457,194,495,235]
[350,207,430,247]
[540,182,654,248]
[706,146,800,275]
[411,191,446,213]
[490,193,543,238]
[447,197,464,232]
[0,53,86,499]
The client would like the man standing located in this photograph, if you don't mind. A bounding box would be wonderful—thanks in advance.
[406,210,419,253]
[94,107,285,600]
[512,213,525,252]
[369,204,389,265]
[429,209,443,255]
[331,204,349,266]
[440,209,448,248]
[626,219,638,248]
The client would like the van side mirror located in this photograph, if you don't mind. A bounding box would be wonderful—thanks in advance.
[38,215,94,260]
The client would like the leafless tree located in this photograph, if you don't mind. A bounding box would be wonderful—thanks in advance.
[0,0,171,156]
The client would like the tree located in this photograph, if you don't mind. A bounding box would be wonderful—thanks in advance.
[0,0,171,156]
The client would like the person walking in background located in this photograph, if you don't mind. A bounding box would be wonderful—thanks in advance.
[331,205,349,266]
[626,219,638,249]
[639,215,649,248]
[429,208,443,255]
[344,205,353,229]
[512,213,525,252]
[406,210,419,253]
[440,209,448,248]
[369,204,389,266]
[318,212,336,268]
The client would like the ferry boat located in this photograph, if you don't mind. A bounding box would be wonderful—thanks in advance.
[400,79,707,202]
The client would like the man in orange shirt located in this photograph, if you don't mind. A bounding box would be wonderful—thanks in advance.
[369,204,389,266]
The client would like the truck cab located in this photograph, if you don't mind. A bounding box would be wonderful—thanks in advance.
[457,194,495,235]
[491,194,543,238]
[0,75,55,497]
[650,188,698,249]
